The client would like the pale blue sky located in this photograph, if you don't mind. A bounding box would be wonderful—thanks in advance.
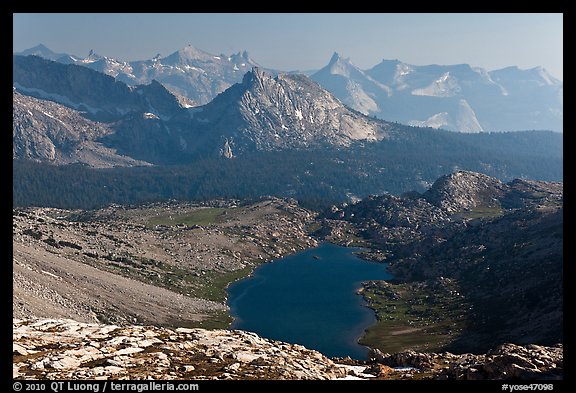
[13,13,563,80]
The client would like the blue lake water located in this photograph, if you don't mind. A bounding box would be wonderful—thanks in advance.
[227,242,392,359]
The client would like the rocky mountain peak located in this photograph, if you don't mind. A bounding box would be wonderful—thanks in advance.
[229,50,257,65]
[85,49,103,62]
[328,52,342,65]
[176,44,211,60]
[133,79,184,118]
[12,91,148,167]
[242,66,269,85]
[423,170,508,212]
[31,43,51,52]
[531,66,559,85]
[325,52,357,76]
[192,68,387,152]
[311,52,390,116]
[17,44,58,59]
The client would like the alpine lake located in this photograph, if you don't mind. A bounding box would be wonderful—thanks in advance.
[227,242,392,359]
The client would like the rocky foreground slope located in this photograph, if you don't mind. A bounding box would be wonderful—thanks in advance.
[13,319,562,380]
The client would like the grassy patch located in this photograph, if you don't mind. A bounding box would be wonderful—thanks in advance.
[193,266,254,303]
[358,279,470,353]
[195,310,233,330]
[90,253,254,329]
[305,221,322,235]
[82,252,254,311]
[127,257,254,303]
[459,206,503,220]
[146,208,227,228]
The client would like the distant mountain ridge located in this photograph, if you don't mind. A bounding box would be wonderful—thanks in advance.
[13,55,184,122]
[15,44,273,107]
[310,53,563,133]
[15,44,562,133]
[12,54,562,211]
[12,90,148,167]
[16,44,71,61]
[13,55,399,163]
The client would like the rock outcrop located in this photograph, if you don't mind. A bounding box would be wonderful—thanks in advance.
[321,172,563,353]
[12,90,149,167]
[422,170,508,212]
[13,319,562,380]
[13,319,348,380]
[368,343,563,380]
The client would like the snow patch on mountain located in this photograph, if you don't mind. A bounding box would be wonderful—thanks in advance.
[407,99,482,133]
[14,83,103,115]
[408,112,451,129]
[411,72,461,97]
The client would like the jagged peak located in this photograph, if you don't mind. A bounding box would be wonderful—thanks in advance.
[178,44,210,57]
[327,52,353,67]
[242,67,272,85]
[86,49,102,60]
[240,68,326,96]
[328,52,341,65]
[229,50,257,66]
[320,52,359,78]
[28,43,52,52]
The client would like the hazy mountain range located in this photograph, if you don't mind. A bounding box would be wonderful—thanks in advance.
[16,44,562,133]
[12,49,562,209]
[16,44,271,108]
[13,54,393,164]
[311,53,562,132]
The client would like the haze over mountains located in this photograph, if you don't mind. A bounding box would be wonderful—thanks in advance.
[13,54,392,164]
[16,44,269,107]
[311,53,562,132]
[16,44,563,133]
[12,43,564,267]
[12,44,562,209]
